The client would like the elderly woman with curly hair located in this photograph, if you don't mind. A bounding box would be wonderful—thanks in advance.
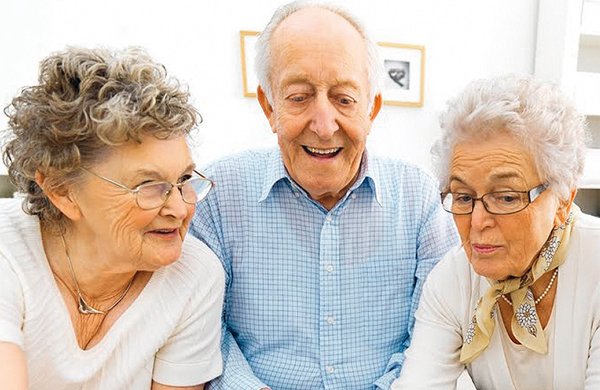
[393,76,600,389]
[0,47,223,389]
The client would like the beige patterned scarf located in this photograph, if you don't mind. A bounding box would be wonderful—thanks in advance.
[459,205,580,364]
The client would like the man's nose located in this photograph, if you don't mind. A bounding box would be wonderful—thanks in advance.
[308,94,339,139]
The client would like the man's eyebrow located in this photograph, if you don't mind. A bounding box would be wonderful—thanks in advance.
[330,78,360,90]
[280,75,312,87]
[280,75,360,90]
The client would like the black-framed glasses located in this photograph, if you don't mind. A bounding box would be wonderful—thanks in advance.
[441,183,547,215]
[82,167,215,210]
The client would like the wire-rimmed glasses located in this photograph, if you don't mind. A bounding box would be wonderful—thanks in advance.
[441,184,547,215]
[82,167,215,210]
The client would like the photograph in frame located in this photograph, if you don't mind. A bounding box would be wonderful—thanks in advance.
[240,30,260,98]
[378,42,425,107]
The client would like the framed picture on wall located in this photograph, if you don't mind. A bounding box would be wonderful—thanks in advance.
[377,42,425,107]
[240,30,260,98]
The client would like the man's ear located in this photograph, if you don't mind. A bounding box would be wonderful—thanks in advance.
[257,86,277,133]
[369,93,383,123]
[35,170,82,222]
[364,93,383,136]
[554,188,577,226]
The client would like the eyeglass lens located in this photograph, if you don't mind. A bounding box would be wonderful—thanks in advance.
[442,192,527,215]
[136,177,213,209]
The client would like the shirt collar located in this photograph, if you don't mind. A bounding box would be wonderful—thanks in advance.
[355,150,383,207]
[259,148,289,202]
[259,148,383,208]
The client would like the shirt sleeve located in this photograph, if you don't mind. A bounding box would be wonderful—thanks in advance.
[0,251,25,349]
[391,251,467,390]
[374,169,459,389]
[189,185,269,390]
[152,249,225,386]
[207,327,270,390]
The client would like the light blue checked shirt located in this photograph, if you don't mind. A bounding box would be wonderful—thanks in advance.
[190,148,458,390]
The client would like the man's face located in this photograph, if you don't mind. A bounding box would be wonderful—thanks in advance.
[259,8,381,210]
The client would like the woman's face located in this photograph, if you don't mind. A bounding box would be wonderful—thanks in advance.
[71,135,196,271]
[449,133,567,280]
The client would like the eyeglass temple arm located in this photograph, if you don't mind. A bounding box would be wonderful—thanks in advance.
[529,184,548,202]
[193,169,216,186]
[81,167,137,193]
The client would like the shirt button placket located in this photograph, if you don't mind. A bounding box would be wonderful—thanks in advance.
[320,211,340,386]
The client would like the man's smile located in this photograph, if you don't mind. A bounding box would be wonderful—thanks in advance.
[302,145,342,158]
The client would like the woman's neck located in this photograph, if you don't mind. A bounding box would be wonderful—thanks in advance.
[530,268,558,305]
[42,226,137,302]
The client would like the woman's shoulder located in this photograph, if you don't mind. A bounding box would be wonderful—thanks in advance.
[161,235,225,289]
[136,236,224,326]
[570,212,600,260]
[425,246,481,306]
[0,198,43,268]
[574,212,600,234]
[429,245,473,283]
[0,198,28,228]
[418,246,484,331]
[565,212,600,278]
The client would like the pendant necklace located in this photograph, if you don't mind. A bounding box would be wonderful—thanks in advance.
[61,236,134,315]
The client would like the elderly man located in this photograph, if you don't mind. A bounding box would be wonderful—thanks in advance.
[190,1,458,389]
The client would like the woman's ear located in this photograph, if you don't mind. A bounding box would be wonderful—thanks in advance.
[554,188,577,226]
[35,171,82,222]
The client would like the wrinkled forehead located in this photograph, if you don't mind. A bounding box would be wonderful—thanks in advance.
[449,133,541,188]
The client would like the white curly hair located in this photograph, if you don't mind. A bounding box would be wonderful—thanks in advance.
[432,75,588,200]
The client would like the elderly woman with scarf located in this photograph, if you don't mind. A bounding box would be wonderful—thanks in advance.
[393,76,600,389]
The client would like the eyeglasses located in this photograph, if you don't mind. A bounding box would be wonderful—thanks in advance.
[82,167,215,210]
[441,184,547,215]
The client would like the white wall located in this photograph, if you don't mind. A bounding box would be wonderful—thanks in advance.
[0,0,539,175]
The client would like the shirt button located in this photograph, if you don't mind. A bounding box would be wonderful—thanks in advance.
[326,316,334,324]
[351,193,357,199]
[326,264,333,273]
[326,215,333,223]
[294,192,301,198]
[326,366,334,374]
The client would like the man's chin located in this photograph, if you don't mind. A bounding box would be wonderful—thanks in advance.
[301,180,352,204]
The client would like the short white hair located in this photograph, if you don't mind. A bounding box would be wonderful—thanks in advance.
[432,75,588,200]
[254,0,383,106]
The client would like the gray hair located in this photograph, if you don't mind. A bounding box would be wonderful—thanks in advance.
[3,46,198,233]
[254,0,383,105]
[432,75,588,200]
